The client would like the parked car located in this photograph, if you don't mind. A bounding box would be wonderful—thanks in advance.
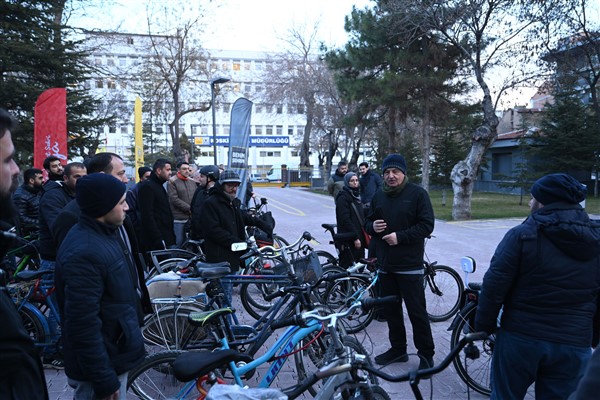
[250,173,267,183]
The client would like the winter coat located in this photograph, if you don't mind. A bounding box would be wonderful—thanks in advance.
[38,180,74,260]
[200,184,260,271]
[51,199,152,315]
[138,173,175,251]
[475,203,600,347]
[167,175,197,220]
[335,187,366,246]
[359,170,383,206]
[364,182,434,272]
[12,183,41,235]
[327,170,345,198]
[190,186,210,240]
[55,215,145,398]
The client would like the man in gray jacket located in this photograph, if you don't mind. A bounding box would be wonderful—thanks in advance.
[168,161,196,246]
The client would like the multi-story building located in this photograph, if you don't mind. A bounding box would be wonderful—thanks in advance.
[82,31,328,178]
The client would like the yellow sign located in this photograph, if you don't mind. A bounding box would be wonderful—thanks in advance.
[134,97,144,182]
[194,137,203,145]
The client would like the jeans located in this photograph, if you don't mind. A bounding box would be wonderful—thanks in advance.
[68,372,128,400]
[491,330,591,400]
[173,220,188,247]
[39,259,60,357]
[379,271,434,358]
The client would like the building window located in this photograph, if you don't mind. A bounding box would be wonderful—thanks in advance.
[120,125,128,134]
[266,126,273,135]
[233,83,240,92]
[109,125,116,133]
[224,126,230,135]
[276,125,283,135]
[244,61,251,70]
[95,57,103,66]
[107,80,116,89]
[255,104,263,113]
[492,153,513,179]
[244,83,252,93]
[297,104,305,114]
[233,61,241,71]
[255,85,263,93]
[259,151,281,157]
[95,79,103,88]
[201,125,209,135]
[274,151,281,157]
[255,126,263,135]
[288,127,294,135]
[191,125,200,135]
[120,81,127,89]
[224,103,231,113]
[222,60,230,70]
[297,126,304,135]
[127,37,134,45]
[119,57,127,67]
[291,151,299,157]
[107,58,115,66]
[255,61,264,70]
[266,104,273,113]
[276,105,283,114]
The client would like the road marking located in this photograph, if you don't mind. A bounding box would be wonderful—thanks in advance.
[261,197,306,216]
[445,218,523,230]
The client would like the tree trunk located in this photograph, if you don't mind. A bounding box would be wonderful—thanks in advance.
[420,110,431,192]
[300,99,314,168]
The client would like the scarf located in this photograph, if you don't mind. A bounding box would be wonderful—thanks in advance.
[177,172,188,181]
[382,175,409,196]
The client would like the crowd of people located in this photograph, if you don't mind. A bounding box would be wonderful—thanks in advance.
[1,104,600,399]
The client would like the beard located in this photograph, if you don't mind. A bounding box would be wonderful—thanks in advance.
[48,172,63,181]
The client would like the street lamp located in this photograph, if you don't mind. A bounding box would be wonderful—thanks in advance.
[210,76,231,165]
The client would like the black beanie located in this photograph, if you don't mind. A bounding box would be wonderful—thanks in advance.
[76,173,127,218]
[382,154,407,174]
[531,173,586,205]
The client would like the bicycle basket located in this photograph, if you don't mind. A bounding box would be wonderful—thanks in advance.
[291,250,322,284]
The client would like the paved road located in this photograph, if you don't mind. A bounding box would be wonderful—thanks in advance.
[45,187,530,399]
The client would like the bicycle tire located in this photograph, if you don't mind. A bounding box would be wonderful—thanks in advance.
[142,304,208,353]
[19,306,46,344]
[147,257,189,280]
[273,234,289,248]
[342,384,392,400]
[322,275,375,334]
[127,350,195,400]
[315,249,338,268]
[369,385,392,400]
[450,305,493,396]
[425,264,464,322]
[294,334,377,396]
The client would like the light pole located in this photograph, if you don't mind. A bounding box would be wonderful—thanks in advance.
[210,76,231,165]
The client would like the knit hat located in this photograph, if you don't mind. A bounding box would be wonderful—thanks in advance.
[219,170,241,185]
[76,173,127,218]
[531,173,586,205]
[344,172,358,187]
[382,154,407,174]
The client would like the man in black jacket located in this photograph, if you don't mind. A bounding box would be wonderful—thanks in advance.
[358,162,382,211]
[51,153,152,315]
[56,173,145,400]
[190,165,220,241]
[138,159,176,251]
[12,167,43,236]
[0,108,49,399]
[475,173,600,400]
[365,154,435,369]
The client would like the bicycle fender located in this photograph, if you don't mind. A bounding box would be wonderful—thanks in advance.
[447,301,477,332]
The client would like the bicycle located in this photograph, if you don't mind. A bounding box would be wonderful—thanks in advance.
[7,269,62,353]
[321,225,463,323]
[447,256,493,396]
[126,296,393,400]
[0,230,40,278]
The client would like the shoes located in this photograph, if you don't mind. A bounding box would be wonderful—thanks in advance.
[43,357,64,370]
[374,348,409,365]
[418,357,434,379]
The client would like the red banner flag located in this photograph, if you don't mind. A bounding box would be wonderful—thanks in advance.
[34,88,67,173]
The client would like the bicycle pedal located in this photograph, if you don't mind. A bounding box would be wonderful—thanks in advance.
[464,343,480,360]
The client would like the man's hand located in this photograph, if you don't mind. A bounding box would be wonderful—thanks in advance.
[382,233,398,246]
[373,219,387,233]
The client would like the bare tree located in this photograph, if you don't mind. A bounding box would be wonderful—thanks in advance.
[380,0,555,219]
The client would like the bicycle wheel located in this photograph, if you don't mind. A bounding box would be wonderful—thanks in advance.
[147,257,189,280]
[273,234,289,248]
[239,273,291,320]
[450,305,493,396]
[295,334,377,396]
[425,265,464,322]
[322,275,375,334]
[142,304,209,353]
[316,249,338,268]
[127,350,196,400]
[19,306,46,344]
[369,385,392,400]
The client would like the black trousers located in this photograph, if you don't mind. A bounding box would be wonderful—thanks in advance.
[379,271,435,358]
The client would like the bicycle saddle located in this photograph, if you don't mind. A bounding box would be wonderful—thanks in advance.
[173,349,253,382]
[13,269,51,282]
[188,308,234,327]
[194,262,231,279]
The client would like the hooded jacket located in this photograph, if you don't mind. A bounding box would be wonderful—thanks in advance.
[475,203,600,347]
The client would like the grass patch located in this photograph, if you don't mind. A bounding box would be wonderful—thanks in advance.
[309,188,600,220]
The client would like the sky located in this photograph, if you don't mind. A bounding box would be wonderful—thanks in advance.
[71,0,373,52]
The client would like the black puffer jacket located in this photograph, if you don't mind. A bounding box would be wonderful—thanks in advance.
[38,180,73,260]
[12,183,41,235]
[335,187,365,246]
[475,203,600,347]
[55,215,145,398]
[365,182,434,271]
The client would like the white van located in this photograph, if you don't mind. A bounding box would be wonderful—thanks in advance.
[266,166,282,182]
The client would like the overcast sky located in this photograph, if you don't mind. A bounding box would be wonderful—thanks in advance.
[71,0,372,52]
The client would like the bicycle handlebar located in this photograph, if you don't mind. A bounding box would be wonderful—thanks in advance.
[362,332,489,382]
